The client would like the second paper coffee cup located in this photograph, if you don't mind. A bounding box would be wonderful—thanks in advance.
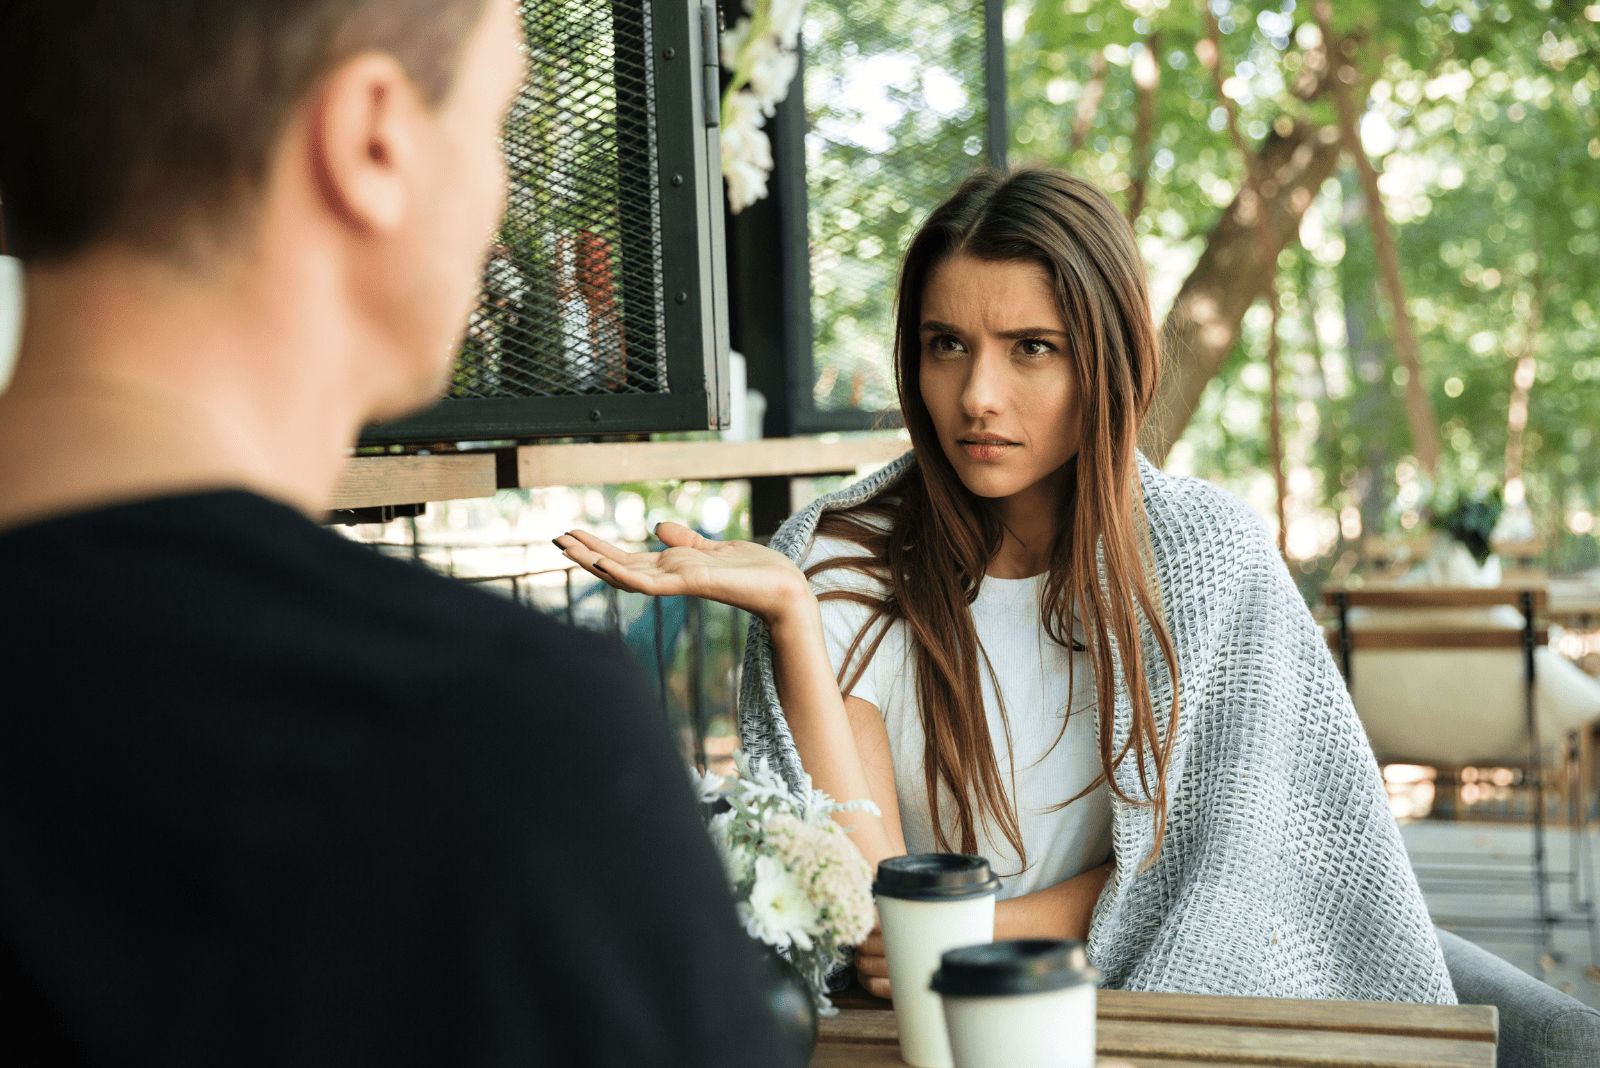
[931,939,1099,1068]
[873,854,1001,1068]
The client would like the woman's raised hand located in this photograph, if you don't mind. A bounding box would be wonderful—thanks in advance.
[555,522,812,627]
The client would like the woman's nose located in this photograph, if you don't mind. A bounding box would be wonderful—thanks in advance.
[960,349,1006,418]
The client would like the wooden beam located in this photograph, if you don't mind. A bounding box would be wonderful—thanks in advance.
[329,453,497,510]
[1321,586,1549,613]
[510,437,911,489]
[328,438,912,509]
[1328,628,1550,651]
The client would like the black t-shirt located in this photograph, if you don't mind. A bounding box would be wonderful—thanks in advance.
[0,492,791,1067]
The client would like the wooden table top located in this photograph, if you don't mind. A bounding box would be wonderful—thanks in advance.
[813,987,1497,1068]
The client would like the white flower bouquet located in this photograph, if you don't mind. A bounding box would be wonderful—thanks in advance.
[719,0,805,212]
[694,752,878,1013]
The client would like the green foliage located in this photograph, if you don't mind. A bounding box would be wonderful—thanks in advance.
[1428,487,1503,564]
[1011,0,1600,573]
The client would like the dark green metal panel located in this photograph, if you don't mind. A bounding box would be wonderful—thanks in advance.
[365,0,728,445]
[770,0,1003,435]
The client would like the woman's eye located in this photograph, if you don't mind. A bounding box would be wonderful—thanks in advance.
[927,334,966,355]
[1018,338,1055,357]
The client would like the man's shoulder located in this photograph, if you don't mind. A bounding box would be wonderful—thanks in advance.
[0,488,622,703]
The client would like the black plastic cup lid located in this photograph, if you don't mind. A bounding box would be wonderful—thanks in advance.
[872,854,1001,902]
[930,939,1099,997]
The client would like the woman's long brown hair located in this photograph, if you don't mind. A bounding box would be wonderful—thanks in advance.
[807,168,1181,871]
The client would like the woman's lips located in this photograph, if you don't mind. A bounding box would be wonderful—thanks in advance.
[958,438,1019,462]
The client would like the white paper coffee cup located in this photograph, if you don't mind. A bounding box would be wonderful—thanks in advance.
[931,939,1099,1068]
[873,854,1001,1068]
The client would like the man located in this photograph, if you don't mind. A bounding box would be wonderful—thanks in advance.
[0,2,791,1064]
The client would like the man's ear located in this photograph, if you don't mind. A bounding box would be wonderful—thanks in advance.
[310,53,423,235]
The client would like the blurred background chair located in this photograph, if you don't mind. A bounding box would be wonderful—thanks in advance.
[1324,585,1600,968]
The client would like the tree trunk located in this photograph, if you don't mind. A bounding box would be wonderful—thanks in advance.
[1141,122,1343,462]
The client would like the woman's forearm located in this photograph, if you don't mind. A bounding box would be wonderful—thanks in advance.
[768,596,901,868]
[994,860,1114,943]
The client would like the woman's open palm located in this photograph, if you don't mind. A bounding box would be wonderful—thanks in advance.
[555,523,809,625]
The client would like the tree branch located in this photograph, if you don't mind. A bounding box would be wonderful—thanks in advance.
[1504,271,1545,505]
[1127,33,1161,227]
[1266,282,1288,557]
[1314,2,1440,476]
[1201,13,1259,183]
[1069,52,1108,154]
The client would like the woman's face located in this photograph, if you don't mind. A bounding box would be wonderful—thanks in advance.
[918,254,1081,504]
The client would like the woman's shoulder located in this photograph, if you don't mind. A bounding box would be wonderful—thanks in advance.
[771,452,917,560]
[802,516,894,599]
[1136,452,1276,570]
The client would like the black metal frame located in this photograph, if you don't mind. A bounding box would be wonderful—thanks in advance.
[745,0,1009,437]
[363,0,730,445]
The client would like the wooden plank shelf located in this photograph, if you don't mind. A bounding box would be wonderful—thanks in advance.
[329,453,497,510]
[507,437,910,488]
[330,437,912,508]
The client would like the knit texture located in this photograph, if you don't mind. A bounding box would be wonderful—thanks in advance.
[738,451,1455,1002]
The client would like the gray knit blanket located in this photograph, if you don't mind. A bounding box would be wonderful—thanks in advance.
[738,451,1454,1002]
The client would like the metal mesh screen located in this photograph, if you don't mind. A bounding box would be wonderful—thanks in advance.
[803,0,989,414]
[450,0,667,400]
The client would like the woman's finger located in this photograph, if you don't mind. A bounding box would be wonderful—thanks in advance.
[555,537,656,586]
[559,529,647,568]
[854,952,889,978]
[564,552,626,590]
[551,533,604,569]
[556,540,656,592]
[554,537,614,577]
[654,521,713,550]
[857,930,884,956]
[862,972,892,999]
[584,557,680,598]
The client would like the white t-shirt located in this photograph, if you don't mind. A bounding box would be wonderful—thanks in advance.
[805,534,1113,900]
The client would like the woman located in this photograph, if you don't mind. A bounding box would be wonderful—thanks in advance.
[556,169,1452,1003]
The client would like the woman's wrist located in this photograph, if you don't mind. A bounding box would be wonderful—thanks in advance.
[764,584,822,640]
[993,861,1113,942]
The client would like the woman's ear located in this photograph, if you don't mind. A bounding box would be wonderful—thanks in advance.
[308,53,425,235]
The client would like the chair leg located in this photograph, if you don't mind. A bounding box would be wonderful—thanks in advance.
[1534,773,1556,957]
[1576,729,1600,973]
[1522,593,1555,957]
[1569,732,1582,914]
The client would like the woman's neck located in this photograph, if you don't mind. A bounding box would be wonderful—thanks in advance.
[985,464,1070,579]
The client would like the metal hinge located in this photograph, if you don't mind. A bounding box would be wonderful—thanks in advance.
[700,2,721,128]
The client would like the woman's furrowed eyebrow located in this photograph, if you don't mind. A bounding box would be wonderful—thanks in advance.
[995,326,1067,340]
[919,319,1067,340]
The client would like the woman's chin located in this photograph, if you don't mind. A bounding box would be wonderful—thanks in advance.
[943,451,1073,503]
[950,465,1036,500]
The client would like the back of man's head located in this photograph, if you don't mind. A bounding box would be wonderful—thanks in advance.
[0,0,489,264]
